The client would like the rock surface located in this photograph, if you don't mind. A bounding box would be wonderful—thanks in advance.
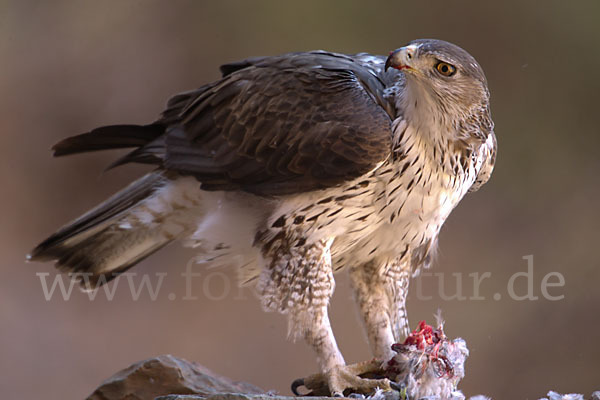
[87,355,264,400]
[156,395,334,400]
[87,354,599,400]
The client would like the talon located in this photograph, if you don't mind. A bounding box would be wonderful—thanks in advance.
[389,381,409,400]
[292,360,387,397]
[291,378,306,396]
[349,394,365,399]
[291,372,329,396]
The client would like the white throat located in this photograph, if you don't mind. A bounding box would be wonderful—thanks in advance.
[394,78,450,145]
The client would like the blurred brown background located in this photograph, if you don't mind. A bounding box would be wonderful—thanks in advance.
[1,1,599,399]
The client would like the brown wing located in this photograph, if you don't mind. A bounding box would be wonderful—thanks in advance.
[52,52,395,196]
[159,52,394,195]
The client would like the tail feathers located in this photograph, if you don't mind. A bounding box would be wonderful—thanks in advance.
[28,172,185,288]
[30,173,165,257]
[105,136,166,171]
[43,226,174,289]
[52,124,164,157]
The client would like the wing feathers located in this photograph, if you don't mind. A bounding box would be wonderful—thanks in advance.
[49,51,395,196]
[29,173,168,262]
[28,173,200,288]
[52,124,164,156]
[165,59,393,195]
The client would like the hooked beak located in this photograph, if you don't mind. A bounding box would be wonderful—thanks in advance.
[385,45,418,72]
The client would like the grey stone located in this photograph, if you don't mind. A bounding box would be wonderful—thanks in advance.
[87,354,264,400]
[156,395,334,400]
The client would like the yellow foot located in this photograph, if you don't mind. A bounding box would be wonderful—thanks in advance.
[291,359,390,397]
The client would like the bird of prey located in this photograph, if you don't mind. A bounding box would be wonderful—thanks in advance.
[29,39,496,395]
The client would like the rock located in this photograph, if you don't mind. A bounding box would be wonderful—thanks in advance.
[87,354,264,400]
[87,354,598,400]
[156,395,332,400]
[539,392,600,400]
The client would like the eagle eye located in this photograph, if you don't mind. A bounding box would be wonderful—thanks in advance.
[435,61,456,77]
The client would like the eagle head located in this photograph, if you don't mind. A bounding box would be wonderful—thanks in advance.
[386,39,490,122]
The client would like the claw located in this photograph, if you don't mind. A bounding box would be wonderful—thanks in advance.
[389,381,409,400]
[291,360,388,397]
[348,394,365,399]
[291,378,306,396]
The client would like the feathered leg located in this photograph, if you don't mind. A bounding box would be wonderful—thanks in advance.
[257,238,344,368]
[350,257,412,358]
[257,237,390,396]
[349,261,396,360]
[387,263,412,342]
